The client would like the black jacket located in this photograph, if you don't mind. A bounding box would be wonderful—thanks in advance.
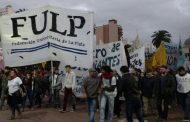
[153,73,176,97]
[141,76,155,98]
[118,73,141,101]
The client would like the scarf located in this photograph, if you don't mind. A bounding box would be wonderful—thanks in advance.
[102,72,113,79]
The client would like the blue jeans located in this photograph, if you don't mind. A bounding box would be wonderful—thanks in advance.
[23,88,33,109]
[126,99,144,122]
[99,93,115,122]
[87,98,96,122]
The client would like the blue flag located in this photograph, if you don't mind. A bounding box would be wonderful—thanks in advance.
[177,39,186,68]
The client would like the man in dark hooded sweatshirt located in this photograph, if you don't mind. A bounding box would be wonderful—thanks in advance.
[118,66,144,122]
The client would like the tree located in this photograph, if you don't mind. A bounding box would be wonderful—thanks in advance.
[151,30,171,48]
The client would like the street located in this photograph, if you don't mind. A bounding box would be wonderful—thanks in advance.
[0,101,183,122]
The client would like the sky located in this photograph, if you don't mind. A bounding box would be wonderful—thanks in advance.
[0,0,190,44]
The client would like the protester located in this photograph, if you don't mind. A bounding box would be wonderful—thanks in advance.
[22,72,33,111]
[7,68,26,120]
[59,73,65,110]
[154,65,176,122]
[33,70,43,108]
[112,69,122,118]
[83,68,100,122]
[176,66,190,122]
[0,69,2,96]
[0,66,10,110]
[42,69,50,99]
[135,68,143,91]
[99,66,116,122]
[141,70,155,116]
[131,68,144,114]
[61,65,76,112]
[52,68,63,108]
[50,68,60,107]
[118,66,144,122]
[0,64,188,122]
[95,68,101,112]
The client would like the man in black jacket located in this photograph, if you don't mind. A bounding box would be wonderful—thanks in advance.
[118,66,144,122]
[141,70,155,116]
[154,65,176,122]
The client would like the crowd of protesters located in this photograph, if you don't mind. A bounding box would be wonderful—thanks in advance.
[83,65,190,122]
[0,64,190,122]
[0,65,76,120]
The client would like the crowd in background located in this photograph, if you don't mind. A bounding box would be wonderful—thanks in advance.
[0,65,190,122]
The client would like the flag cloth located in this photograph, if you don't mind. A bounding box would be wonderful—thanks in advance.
[145,56,155,70]
[41,62,46,69]
[153,42,167,66]
[145,42,167,70]
[177,39,186,68]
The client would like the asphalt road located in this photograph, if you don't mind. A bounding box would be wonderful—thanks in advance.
[0,101,184,122]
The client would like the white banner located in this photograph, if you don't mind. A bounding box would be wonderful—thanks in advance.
[164,42,178,70]
[93,41,127,73]
[129,46,145,71]
[0,48,5,69]
[0,5,94,68]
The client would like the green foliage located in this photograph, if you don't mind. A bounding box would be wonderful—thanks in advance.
[151,30,172,48]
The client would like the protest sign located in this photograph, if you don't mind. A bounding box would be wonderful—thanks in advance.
[129,46,145,71]
[164,42,178,69]
[93,41,127,72]
[0,5,94,68]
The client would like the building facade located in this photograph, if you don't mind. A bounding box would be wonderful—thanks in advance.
[96,19,123,45]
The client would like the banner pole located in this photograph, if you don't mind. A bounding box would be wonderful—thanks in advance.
[51,60,54,95]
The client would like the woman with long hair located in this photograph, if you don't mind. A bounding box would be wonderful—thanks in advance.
[7,68,26,120]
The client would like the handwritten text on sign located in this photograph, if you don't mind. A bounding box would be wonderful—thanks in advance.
[93,41,127,72]
[129,46,145,71]
[164,42,178,69]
